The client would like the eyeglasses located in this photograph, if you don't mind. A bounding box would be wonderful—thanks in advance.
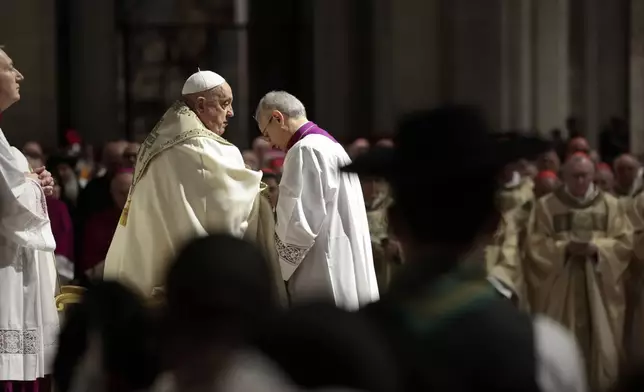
[257,116,272,138]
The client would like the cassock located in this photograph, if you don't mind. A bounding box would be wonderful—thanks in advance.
[275,122,379,310]
[526,186,632,390]
[104,101,286,303]
[0,130,59,383]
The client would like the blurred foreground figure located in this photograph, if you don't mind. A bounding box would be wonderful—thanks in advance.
[0,47,59,390]
[527,153,633,390]
[343,106,587,391]
[256,302,399,392]
[53,281,158,392]
[157,234,289,392]
[255,91,379,309]
[105,70,285,303]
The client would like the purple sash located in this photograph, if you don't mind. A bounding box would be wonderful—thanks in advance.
[286,122,338,152]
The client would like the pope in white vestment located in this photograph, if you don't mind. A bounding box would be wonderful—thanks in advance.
[0,130,59,382]
[255,91,379,310]
[105,71,286,301]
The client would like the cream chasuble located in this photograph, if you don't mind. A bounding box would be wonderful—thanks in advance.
[624,191,644,360]
[0,130,59,381]
[497,175,534,229]
[526,187,632,391]
[484,211,528,310]
[276,127,379,310]
[104,101,286,303]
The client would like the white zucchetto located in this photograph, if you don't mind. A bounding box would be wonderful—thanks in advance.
[181,70,226,95]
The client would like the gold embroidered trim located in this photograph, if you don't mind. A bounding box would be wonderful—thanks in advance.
[121,101,234,227]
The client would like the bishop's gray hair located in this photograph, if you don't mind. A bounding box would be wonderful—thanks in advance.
[256,91,307,119]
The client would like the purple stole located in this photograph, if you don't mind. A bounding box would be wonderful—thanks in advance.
[286,122,338,152]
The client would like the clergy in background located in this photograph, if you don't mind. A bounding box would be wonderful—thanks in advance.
[254,90,379,310]
[625,189,644,362]
[613,153,643,198]
[533,170,560,199]
[0,47,59,390]
[526,153,632,391]
[484,211,526,309]
[105,71,285,303]
[497,161,534,231]
[595,162,615,194]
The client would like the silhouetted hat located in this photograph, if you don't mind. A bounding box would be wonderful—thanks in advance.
[341,105,550,185]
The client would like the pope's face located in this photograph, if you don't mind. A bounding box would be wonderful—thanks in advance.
[197,82,234,135]
[0,50,24,112]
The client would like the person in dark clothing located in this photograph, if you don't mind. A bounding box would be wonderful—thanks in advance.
[74,141,129,283]
[255,302,399,392]
[600,116,630,167]
[341,106,587,392]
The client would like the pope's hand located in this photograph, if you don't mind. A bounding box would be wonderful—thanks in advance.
[32,166,55,196]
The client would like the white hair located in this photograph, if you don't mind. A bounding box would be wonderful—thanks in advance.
[256,91,307,119]
[563,154,594,175]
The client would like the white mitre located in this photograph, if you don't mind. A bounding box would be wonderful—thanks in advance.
[181,70,226,95]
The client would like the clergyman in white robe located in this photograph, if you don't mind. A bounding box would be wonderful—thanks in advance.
[0,130,59,382]
[276,122,379,310]
[104,74,286,302]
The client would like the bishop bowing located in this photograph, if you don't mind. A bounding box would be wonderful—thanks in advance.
[254,91,379,310]
[104,70,285,303]
[526,153,632,391]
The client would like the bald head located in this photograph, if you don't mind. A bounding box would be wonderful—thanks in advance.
[348,138,370,159]
[252,137,271,164]
[103,141,128,173]
[123,142,140,167]
[375,138,394,148]
[614,153,641,190]
[534,175,559,198]
[563,155,595,197]
[595,165,615,193]
[614,153,640,169]
[23,141,43,158]
[110,170,133,210]
[242,150,259,170]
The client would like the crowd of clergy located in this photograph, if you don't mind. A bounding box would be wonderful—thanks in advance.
[6,43,644,392]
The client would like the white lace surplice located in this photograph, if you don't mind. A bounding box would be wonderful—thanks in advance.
[0,130,59,381]
[275,134,379,310]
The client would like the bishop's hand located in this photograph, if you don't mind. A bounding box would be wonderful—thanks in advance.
[31,166,55,196]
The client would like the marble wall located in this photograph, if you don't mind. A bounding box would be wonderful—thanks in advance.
[1,0,641,151]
